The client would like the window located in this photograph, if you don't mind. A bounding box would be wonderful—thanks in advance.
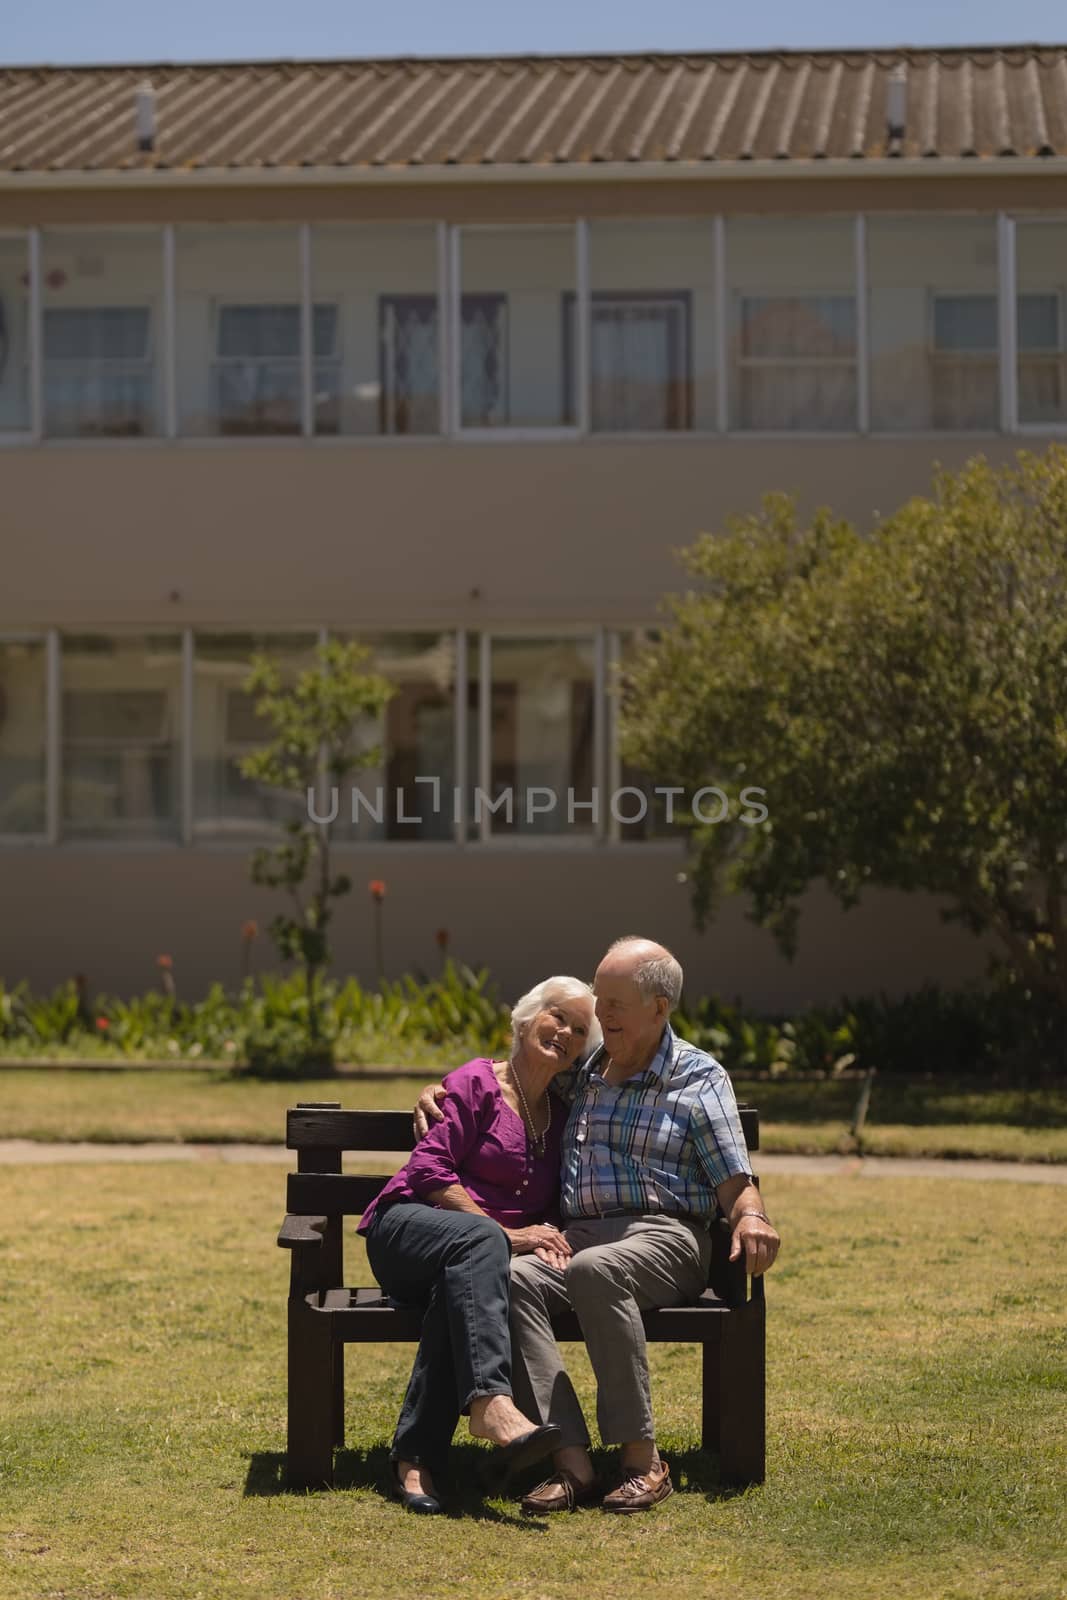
[312,224,441,436]
[0,234,31,434]
[213,303,337,436]
[736,295,856,431]
[176,226,302,436]
[0,639,46,835]
[329,632,458,842]
[193,632,318,837]
[1016,222,1067,426]
[61,635,182,838]
[474,637,596,836]
[564,292,692,431]
[43,307,153,437]
[868,217,999,432]
[586,221,717,432]
[377,294,507,432]
[728,218,857,432]
[456,228,577,431]
[41,229,163,437]
[929,291,1059,430]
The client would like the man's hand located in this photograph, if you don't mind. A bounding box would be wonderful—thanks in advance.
[716,1174,780,1277]
[413,1083,448,1140]
[506,1223,572,1260]
[729,1213,780,1276]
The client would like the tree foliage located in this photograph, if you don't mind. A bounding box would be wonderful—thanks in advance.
[240,640,394,1066]
[621,448,1067,1012]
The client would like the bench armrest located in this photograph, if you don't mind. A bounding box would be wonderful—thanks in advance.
[277,1213,328,1249]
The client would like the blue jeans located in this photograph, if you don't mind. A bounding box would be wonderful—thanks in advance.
[364,1202,514,1475]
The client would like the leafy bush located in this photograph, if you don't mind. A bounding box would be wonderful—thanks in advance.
[0,970,1061,1077]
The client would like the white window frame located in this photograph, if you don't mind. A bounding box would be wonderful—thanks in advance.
[449,222,585,442]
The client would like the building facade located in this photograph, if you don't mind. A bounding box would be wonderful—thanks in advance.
[2,47,1065,1001]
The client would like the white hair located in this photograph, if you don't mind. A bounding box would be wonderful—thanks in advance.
[606,937,684,1010]
[510,975,601,1057]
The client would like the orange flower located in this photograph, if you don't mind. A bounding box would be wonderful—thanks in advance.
[95,1017,109,1031]
[241,920,259,941]
[368,879,387,902]
[156,954,173,970]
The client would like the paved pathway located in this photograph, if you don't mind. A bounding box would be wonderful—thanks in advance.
[0,1141,1063,1183]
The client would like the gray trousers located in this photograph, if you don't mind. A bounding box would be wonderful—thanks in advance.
[509,1214,711,1448]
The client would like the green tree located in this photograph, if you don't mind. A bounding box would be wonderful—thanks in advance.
[240,640,394,1067]
[621,448,1067,1011]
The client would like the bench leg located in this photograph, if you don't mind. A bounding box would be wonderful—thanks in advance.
[286,1299,336,1490]
[332,1336,345,1449]
[704,1301,766,1486]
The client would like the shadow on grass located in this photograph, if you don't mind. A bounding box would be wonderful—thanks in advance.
[242,1443,548,1526]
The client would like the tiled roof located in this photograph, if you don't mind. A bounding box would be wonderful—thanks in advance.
[1,46,1066,174]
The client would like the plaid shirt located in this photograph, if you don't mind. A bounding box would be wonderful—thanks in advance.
[558,1025,752,1224]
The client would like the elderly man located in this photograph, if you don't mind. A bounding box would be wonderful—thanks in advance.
[416,935,779,1514]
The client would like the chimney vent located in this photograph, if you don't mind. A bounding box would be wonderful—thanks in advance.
[136,82,156,153]
[886,65,907,147]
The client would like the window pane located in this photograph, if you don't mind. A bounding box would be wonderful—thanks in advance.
[483,637,595,836]
[62,635,181,838]
[728,218,856,431]
[193,632,318,837]
[1016,222,1067,426]
[176,227,302,436]
[868,217,998,432]
[41,230,162,438]
[586,221,716,432]
[311,225,440,436]
[328,632,456,841]
[458,228,575,430]
[0,235,31,433]
[0,639,46,835]
[611,629,687,843]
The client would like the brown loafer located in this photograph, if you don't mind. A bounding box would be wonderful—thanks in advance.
[521,1467,602,1514]
[601,1456,673,1513]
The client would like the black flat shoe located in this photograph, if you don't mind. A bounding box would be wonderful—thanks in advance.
[389,1460,443,1515]
[494,1424,563,1479]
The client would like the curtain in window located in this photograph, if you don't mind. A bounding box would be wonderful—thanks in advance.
[43,307,152,436]
[590,298,689,432]
[737,296,856,430]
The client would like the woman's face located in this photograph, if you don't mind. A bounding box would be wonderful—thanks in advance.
[519,997,593,1076]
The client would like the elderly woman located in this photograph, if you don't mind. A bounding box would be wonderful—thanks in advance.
[358,974,599,1514]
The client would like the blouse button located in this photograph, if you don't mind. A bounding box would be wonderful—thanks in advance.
[522,1179,529,1187]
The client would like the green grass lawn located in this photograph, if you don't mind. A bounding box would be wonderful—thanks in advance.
[0,1165,1063,1600]
[1,1067,1065,1162]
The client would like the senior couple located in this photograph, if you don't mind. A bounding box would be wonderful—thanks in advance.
[359,935,780,1516]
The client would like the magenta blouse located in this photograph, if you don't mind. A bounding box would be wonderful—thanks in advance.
[358,1059,564,1234]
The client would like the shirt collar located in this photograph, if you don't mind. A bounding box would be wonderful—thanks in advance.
[586,1023,676,1087]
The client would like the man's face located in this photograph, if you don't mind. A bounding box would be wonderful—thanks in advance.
[592,957,667,1072]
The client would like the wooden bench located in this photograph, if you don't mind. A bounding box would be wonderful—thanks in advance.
[278,1099,766,1492]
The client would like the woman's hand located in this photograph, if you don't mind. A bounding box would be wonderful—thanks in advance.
[505,1223,572,1260]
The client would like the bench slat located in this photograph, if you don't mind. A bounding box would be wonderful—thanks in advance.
[287,1103,758,1153]
[288,1172,391,1215]
[288,1108,415,1152]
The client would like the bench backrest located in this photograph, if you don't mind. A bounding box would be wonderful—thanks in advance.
[286,1101,759,1220]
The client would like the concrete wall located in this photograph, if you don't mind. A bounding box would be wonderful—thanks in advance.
[0,433,1045,631]
[0,843,988,1009]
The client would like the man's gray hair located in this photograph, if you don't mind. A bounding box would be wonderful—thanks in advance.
[606,937,684,1010]
[510,975,601,1056]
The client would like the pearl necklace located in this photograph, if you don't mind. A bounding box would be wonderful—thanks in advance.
[510,1057,551,1158]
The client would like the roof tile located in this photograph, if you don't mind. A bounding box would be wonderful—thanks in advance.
[1,47,1066,174]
